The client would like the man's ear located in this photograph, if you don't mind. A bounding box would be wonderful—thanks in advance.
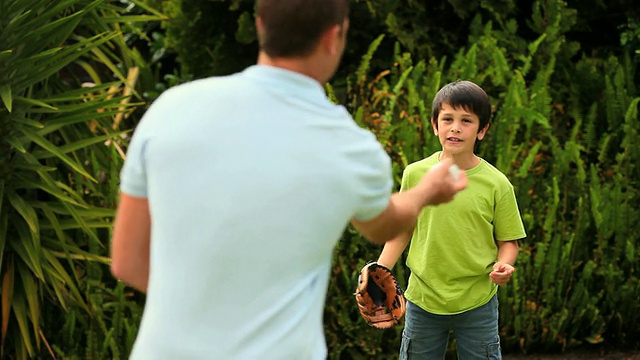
[320,24,341,55]
[255,17,264,41]
[431,117,438,135]
[255,16,262,32]
[477,123,490,140]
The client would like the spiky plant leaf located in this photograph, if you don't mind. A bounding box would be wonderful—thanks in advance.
[0,0,161,356]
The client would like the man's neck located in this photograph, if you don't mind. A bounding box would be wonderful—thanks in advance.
[257,52,326,84]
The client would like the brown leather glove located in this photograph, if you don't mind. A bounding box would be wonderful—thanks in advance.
[354,262,407,329]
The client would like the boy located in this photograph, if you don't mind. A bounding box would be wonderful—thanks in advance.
[378,80,526,359]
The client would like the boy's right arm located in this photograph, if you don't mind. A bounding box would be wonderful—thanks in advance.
[351,159,466,245]
[377,229,412,268]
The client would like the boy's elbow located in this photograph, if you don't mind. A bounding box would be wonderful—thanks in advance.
[513,238,522,251]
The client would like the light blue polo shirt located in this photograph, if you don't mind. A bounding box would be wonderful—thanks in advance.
[120,65,393,359]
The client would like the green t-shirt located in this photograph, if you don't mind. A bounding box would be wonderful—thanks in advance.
[402,152,526,315]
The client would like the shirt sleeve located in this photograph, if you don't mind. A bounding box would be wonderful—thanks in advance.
[119,120,152,198]
[494,185,527,241]
[399,165,413,192]
[352,135,394,222]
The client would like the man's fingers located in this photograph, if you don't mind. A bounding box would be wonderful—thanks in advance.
[453,171,468,191]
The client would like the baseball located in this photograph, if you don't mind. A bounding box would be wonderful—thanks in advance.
[448,164,461,181]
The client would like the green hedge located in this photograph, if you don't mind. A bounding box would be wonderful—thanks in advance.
[0,1,159,358]
[2,0,638,358]
[323,2,639,357]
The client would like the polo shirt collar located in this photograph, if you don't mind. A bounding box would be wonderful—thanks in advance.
[242,65,327,101]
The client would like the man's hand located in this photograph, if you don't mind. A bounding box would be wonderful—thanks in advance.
[489,262,515,286]
[351,159,467,245]
[414,158,468,207]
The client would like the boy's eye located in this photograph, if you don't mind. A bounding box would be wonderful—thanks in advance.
[441,117,452,122]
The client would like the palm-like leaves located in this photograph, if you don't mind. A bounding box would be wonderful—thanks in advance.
[0,0,162,358]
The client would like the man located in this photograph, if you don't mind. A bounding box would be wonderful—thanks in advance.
[111,1,467,358]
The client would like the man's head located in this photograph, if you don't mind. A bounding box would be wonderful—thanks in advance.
[256,0,349,58]
[431,80,492,133]
[255,0,349,82]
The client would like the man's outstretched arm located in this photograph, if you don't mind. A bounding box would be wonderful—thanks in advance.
[352,159,466,245]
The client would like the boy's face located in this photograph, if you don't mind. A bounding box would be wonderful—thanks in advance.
[431,102,489,156]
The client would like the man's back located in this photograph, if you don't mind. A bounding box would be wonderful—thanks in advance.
[112,2,469,358]
[121,65,393,359]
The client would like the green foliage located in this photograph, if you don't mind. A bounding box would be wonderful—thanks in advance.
[157,0,257,78]
[0,0,158,358]
[352,0,520,62]
[324,230,404,359]
[325,0,640,357]
[2,0,639,358]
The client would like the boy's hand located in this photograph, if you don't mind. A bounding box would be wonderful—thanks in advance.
[489,262,515,286]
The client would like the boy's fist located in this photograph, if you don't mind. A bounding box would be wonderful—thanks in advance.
[490,262,515,286]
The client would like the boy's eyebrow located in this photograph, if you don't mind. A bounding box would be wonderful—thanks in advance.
[440,110,475,117]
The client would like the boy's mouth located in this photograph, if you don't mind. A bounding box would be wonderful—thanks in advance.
[447,137,462,142]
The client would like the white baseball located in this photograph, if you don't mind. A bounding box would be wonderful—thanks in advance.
[448,164,461,181]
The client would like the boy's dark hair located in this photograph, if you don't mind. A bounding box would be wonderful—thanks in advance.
[431,80,492,133]
[256,0,349,58]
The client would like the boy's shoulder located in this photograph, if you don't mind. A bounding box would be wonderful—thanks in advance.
[477,158,515,189]
[479,158,509,178]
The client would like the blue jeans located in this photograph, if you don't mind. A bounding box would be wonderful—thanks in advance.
[399,295,501,360]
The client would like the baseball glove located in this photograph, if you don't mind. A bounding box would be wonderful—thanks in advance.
[354,262,406,329]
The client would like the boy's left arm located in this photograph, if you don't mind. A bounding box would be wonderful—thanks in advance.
[490,240,520,286]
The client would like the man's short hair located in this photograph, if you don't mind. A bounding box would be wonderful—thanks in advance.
[432,80,492,132]
[256,0,349,58]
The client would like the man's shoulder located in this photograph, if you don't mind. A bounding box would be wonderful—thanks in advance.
[168,73,243,95]
[147,72,253,114]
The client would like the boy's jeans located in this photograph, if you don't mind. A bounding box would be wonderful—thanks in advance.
[400,295,501,360]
